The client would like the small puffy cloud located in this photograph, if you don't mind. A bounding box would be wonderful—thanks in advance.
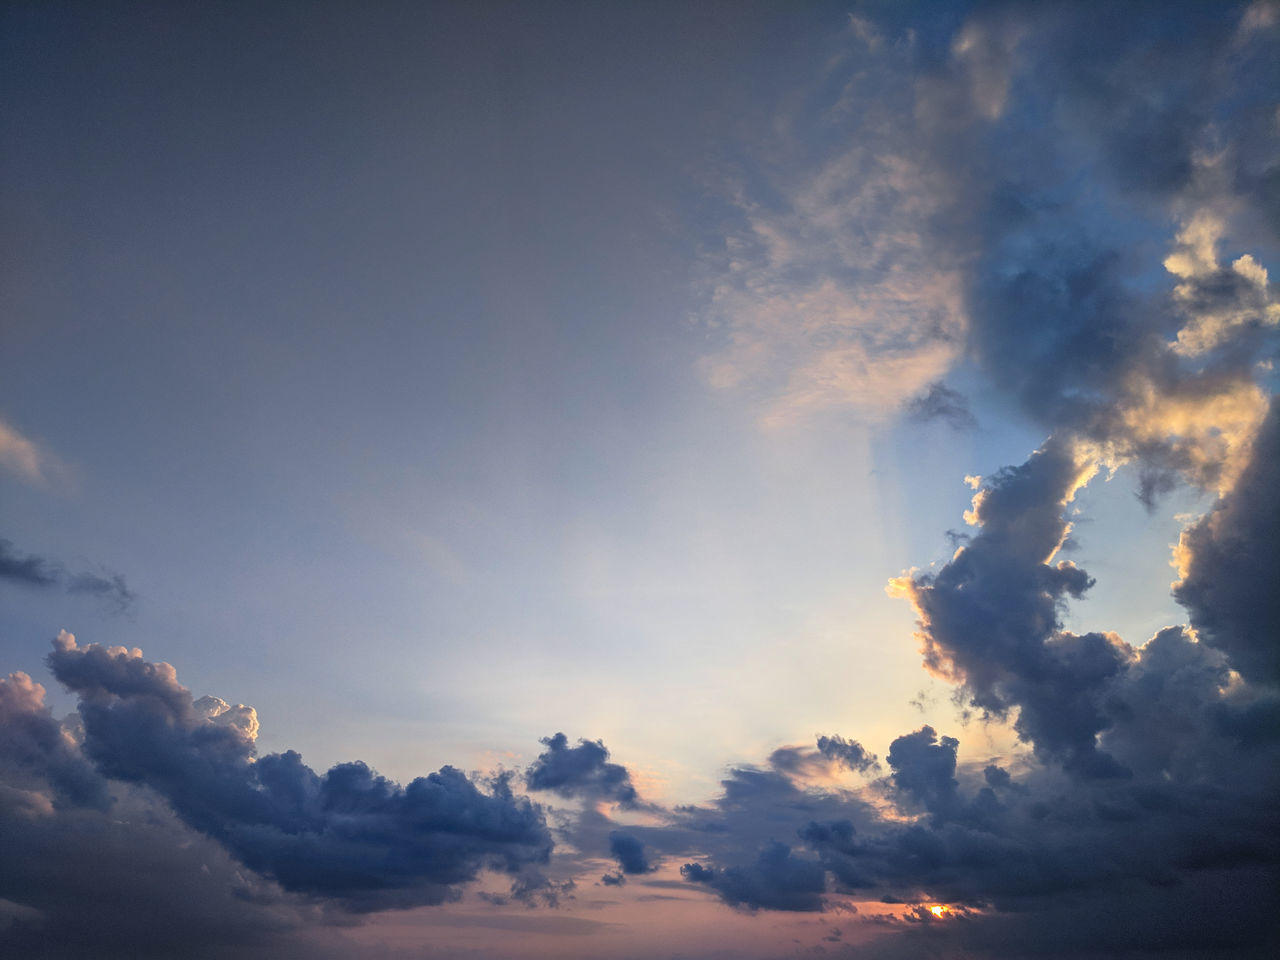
[524,732,639,807]
[886,726,961,820]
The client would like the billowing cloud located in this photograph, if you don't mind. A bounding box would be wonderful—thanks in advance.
[888,438,1134,777]
[524,732,639,807]
[2,3,1277,958]
[43,633,553,912]
[608,831,653,875]
[1174,398,1280,684]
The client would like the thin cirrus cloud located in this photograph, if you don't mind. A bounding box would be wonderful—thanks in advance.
[42,632,554,913]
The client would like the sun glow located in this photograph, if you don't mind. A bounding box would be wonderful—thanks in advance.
[929,905,948,918]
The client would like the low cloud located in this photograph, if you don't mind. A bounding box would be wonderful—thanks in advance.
[608,831,653,875]
[524,732,640,807]
[681,842,826,913]
[1174,398,1280,685]
[41,634,553,913]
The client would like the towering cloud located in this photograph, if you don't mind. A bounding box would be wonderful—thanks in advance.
[1174,399,1280,684]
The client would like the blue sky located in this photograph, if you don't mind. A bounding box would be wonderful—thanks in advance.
[2,3,1278,958]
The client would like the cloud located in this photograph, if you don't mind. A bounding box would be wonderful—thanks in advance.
[0,538,136,614]
[888,437,1135,777]
[815,735,880,775]
[885,726,963,821]
[608,831,653,875]
[904,382,977,431]
[0,667,342,960]
[0,417,56,486]
[681,842,826,913]
[1174,397,1280,684]
[43,633,553,912]
[524,732,639,807]
[3,4,1278,958]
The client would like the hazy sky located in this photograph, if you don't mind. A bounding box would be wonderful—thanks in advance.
[2,2,1278,958]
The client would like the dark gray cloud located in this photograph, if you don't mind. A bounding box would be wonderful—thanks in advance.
[524,732,639,807]
[816,734,880,775]
[608,831,653,875]
[43,634,553,913]
[0,668,108,811]
[0,667,348,960]
[1174,398,1280,685]
[904,383,977,431]
[681,842,826,913]
[895,438,1133,777]
[0,538,135,613]
[885,726,962,820]
[947,4,1278,495]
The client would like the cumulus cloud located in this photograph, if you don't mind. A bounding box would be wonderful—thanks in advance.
[697,25,967,426]
[656,5,1280,921]
[41,633,553,912]
[0,665,345,960]
[524,732,639,807]
[1174,398,1280,684]
[608,831,653,875]
[0,538,136,614]
[3,4,1278,958]
[888,438,1137,777]
[681,842,826,913]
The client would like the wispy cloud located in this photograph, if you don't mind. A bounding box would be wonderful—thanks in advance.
[0,539,136,614]
[0,417,57,487]
[698,28,969,427]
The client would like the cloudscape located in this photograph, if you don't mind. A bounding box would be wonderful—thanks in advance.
[2,2,1277,958]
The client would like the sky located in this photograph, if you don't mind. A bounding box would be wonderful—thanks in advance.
[1,1,1278,957]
